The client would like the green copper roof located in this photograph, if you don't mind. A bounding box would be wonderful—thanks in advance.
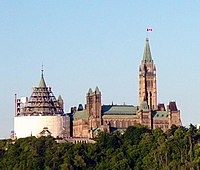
[102,114,137,119]
[102,105,137,115]
[74,109,88,120]
[142,38,153,63]
[58,95,63,101]
[153,111,168,119]
[88,88,92,95]
[95,86,100,94]
[139,101,149,111]
[39,72,47,87]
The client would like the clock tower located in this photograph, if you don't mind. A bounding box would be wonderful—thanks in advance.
[139,38,157,110]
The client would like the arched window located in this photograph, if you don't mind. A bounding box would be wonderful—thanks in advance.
[128,121,131,127]
[110,120,114,127]
[122,121,126,128]
[116,120,119,128]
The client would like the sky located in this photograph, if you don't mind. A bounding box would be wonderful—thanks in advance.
[0,1,200,138]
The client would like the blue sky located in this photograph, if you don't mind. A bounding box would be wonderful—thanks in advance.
[0,1,200,138]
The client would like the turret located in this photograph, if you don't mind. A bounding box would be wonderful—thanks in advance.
[57,95,64,112]
[168,101,182,127]
[86,87,102,129]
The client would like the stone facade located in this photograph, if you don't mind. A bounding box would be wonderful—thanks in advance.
[139,38,157,110]
[72,38,182,138]
[14,38,182,140]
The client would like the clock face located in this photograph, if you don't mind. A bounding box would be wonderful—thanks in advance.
[147,67,150,72]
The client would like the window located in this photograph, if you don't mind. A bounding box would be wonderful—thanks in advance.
[110,120,114,127]
[122,121,126,128]
[143,115,149,119]
[116,120,119,128]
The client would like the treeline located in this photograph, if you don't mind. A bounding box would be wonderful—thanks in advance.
[0,124,199,170]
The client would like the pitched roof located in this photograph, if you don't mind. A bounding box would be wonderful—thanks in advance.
[139,101,149,111]
[169,102,178,111]
[39,128,52,136]
[58,95,63,101]
[158,103,166,111]
[19,71,63,116]
[142,38,153,63]
[73,109,88,120]
[153,111,168,119]
[102,105,137,115]
[95,86,100,94]
[88,88,92,95]
[102,114,137,119]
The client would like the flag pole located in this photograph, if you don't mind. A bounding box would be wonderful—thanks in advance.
[146,29,148,39]
[146,28,153,39]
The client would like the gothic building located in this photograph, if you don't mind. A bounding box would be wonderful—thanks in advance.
[14,37,182,140]
[72,38,182,138]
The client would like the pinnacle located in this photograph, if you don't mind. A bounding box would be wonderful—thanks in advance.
[142,38,153,63]
[39,70,47,87]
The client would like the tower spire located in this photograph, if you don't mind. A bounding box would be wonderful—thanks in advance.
[39,65,47,87]
[142,38,153,63]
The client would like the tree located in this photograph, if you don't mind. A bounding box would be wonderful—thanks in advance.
[123,125,151,145]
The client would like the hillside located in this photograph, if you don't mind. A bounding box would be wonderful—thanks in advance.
[0,125,199,170]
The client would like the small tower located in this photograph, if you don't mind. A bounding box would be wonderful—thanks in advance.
[86,87,102,129]
[168,101,182,127]
[138,101,152,129]
[57,95,64,113]
[139,38,157,110]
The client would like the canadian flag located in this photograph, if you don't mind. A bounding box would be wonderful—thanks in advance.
[147,28,153,32]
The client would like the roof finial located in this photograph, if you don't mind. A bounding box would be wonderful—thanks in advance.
[39,64,47,87]
[41,64,44,75]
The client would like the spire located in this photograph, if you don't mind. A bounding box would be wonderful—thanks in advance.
[39,65,47,87]
[58,95,63,101]
[95,86,100,94]
[142,38,153,63]
[88,88,92,95]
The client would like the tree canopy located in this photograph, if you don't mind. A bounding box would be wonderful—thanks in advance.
[0,125,199,170]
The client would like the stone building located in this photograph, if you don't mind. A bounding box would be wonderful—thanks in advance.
[72,38,182,138]
[13,37,182,140]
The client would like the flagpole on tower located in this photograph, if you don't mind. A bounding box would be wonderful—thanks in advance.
[146,28,153,39]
